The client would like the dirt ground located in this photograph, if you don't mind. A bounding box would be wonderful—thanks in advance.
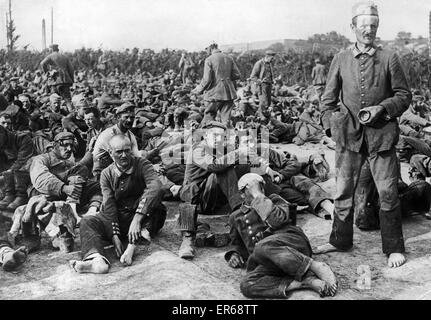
[1,142,431,300]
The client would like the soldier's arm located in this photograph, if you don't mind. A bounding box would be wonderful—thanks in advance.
[135,159,163,219]
[30,155,65,197]
[250,61,261,81]
[231,59,242,81]
[251,194,290,230]
[100,170,121,239]
[320,54,342,134]
[194,58,212,94]
[379,52,412,118]
[224,214,249,263]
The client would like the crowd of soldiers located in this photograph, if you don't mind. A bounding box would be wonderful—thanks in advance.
[0,1,431,299]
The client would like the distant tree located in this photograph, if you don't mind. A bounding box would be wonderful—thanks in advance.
[266,42,285,53]
[307,31,350,47]
[6,0,20,52]
[396,31,412,44]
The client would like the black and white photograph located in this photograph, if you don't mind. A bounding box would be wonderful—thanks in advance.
[0,0,431,307]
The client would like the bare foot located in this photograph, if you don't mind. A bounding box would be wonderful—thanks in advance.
[388,253,406,268]
[2,246,28,272]
[120,244,136,266]
[69,256,109,274]
[309,260,338,296]
[313,243,340,254]
[302,275,329,297]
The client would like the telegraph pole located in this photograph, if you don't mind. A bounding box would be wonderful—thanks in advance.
[50,7,53,45]
[42,19,46,50]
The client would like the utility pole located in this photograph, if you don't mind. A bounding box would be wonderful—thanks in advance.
[51,7,53,46]
[429,11,431,58]
[42,19,46,50]
[5,12,9,50]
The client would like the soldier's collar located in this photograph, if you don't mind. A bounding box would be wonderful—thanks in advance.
[352,43,377,57]
[113,162,134,177]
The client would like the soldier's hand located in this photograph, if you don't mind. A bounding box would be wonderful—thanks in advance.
[228,253,244,268]
[267,167,283,183]
[62,184,82,199]
[112,235,124,257]
[128,215,143,244]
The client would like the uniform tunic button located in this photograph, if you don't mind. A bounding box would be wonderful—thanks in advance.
[245,220,249,223]
[361,93,365,97]
[248,231,252,235]
[361,78,365,81]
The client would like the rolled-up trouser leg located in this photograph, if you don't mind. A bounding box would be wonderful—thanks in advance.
[218,101,235,127]
[289,174,332,212]
[240,265,291,299]
[369,148,405,254]
[329,149,365,251]
[79,214,110,260]
[201,101,219,126]
[177,203,197,234]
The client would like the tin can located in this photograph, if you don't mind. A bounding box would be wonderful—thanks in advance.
[358,110,371,123]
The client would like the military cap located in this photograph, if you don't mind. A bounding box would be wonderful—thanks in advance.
[115,102,135,115]
[54,131,75,142]
[202,121,227,130]
[50,44,59,50]
[265,50,276,56]
[238,173,265,191]
[352,1,378,19]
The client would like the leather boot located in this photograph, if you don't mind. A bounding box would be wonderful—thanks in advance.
[0,246,28,272]
[178,232,195,259]
[0,172,15,209]
[52,231,74,253]
[7,171,30,211]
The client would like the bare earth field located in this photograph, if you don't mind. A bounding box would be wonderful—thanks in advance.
[1,142,431,300]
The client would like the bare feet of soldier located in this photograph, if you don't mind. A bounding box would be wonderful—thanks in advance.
[2,246,28,272]
[70,256,109,274]
[309,260,338,296]
[302,275,330,297]
[120,244,136,266]
[388,253,406,268]
[313,243,340,254]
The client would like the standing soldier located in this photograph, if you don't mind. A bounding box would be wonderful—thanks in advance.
[250,50,276,119]
[311,58,327,103]
[192,43,241,127]
[40,44,75,113]
[315,2,412,268]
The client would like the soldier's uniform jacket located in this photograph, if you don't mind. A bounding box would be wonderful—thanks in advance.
[29,150,76,197]
[321,44,412,154]
[0,127,35,171]
[99,156,162,239]
[250,59,274,84]
[224,194,304,262]
[40,52,74,85]
[195,49,241,101]
[311,63,327,85]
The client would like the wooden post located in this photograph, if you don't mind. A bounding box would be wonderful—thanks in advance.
[51,7,53,46]
[42,19,46,50]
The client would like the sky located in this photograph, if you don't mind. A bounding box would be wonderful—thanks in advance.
[0,0,430,51]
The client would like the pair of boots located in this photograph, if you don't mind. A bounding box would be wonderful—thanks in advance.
[0,171,30,211]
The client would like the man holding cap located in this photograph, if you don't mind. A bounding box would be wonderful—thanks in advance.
[316,2,411,268]
[250,50,276,119]
[225,173,337,298]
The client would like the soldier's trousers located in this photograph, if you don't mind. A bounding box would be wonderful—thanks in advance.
[330,147,405,254]
[202,100,235,126]
[257,83,272,116]
[240,230,312,299]
[263,174,332,213]
[79,204,167,260]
